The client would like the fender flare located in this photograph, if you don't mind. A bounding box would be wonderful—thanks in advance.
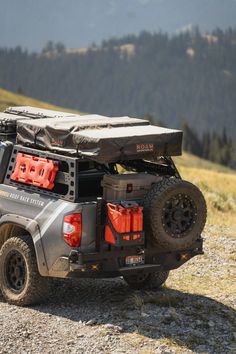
[0,214,49,276]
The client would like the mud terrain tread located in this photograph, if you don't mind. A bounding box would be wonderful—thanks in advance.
[0,235,50,306]
[144,178,207,250]
[124,271,169,290]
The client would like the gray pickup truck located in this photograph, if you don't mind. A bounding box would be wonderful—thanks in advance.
[0,106,207,306]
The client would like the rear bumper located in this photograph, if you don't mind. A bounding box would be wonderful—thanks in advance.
[49,238,203,278]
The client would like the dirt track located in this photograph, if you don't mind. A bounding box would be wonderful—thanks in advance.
[0,225,235,354]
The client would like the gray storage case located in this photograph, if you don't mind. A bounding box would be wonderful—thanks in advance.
[102,173,161,200]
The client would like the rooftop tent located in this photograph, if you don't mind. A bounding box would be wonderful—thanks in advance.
[1,106,79,141]
[0,112,31,141]
[16,115,150,152]
[1,106,182,162]
[0,112,30,132]
[72,125,183,163]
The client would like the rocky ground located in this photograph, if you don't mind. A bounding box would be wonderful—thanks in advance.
[0,224,235,354]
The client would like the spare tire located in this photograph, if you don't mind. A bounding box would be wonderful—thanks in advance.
[144,178,207,250]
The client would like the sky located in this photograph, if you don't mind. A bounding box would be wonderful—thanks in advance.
[0,0,236,51]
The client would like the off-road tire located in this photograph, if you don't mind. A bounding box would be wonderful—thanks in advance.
[0,235,50,306]
[144,178,207,250]
[124,271,169,290]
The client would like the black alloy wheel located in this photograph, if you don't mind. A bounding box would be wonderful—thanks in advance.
[162,194,196,238]
[0,235,50,306]
[5,250,27,292]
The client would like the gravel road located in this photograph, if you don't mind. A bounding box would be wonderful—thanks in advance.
[0,225,235,354]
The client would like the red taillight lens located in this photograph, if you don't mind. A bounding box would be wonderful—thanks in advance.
[63,213,82,247]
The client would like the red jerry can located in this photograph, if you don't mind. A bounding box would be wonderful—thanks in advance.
[105,203,131,244]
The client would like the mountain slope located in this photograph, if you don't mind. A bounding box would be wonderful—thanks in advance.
[0,87,81,114]
[174,152,233,174]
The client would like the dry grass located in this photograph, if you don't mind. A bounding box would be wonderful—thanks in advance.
[177,164,236,231]
[131,291,182,308]
[174,152,233,174]
[124,332,188,354]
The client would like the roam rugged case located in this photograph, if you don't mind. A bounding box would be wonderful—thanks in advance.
[102,173,162,200]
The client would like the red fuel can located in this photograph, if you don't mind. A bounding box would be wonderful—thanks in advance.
[105,203,132,244]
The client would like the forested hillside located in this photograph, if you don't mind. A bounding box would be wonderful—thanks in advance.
[1,29,236,137]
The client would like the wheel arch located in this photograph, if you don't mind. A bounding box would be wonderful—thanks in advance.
[0,214,49,276]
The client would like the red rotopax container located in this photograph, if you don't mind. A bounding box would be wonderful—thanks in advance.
[11,153,58,190]
[105,203,143,245]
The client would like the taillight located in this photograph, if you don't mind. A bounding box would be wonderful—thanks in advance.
[63,213,82,247]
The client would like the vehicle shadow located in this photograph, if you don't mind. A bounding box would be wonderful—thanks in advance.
[9,277,234,353]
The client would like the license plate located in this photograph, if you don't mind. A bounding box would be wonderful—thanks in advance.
[125,255,144,266]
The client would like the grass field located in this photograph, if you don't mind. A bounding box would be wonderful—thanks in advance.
[173,154,236,233]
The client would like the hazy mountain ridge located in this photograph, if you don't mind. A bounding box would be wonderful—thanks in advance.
[1,0,236,50]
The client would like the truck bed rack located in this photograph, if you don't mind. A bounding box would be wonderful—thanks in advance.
[4,145,78,202]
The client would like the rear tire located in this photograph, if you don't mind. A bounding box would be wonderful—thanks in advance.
[124,271,169,290]
[0,235,50,306]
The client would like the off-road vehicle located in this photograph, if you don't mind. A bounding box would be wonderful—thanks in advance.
[0,106,207,306]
